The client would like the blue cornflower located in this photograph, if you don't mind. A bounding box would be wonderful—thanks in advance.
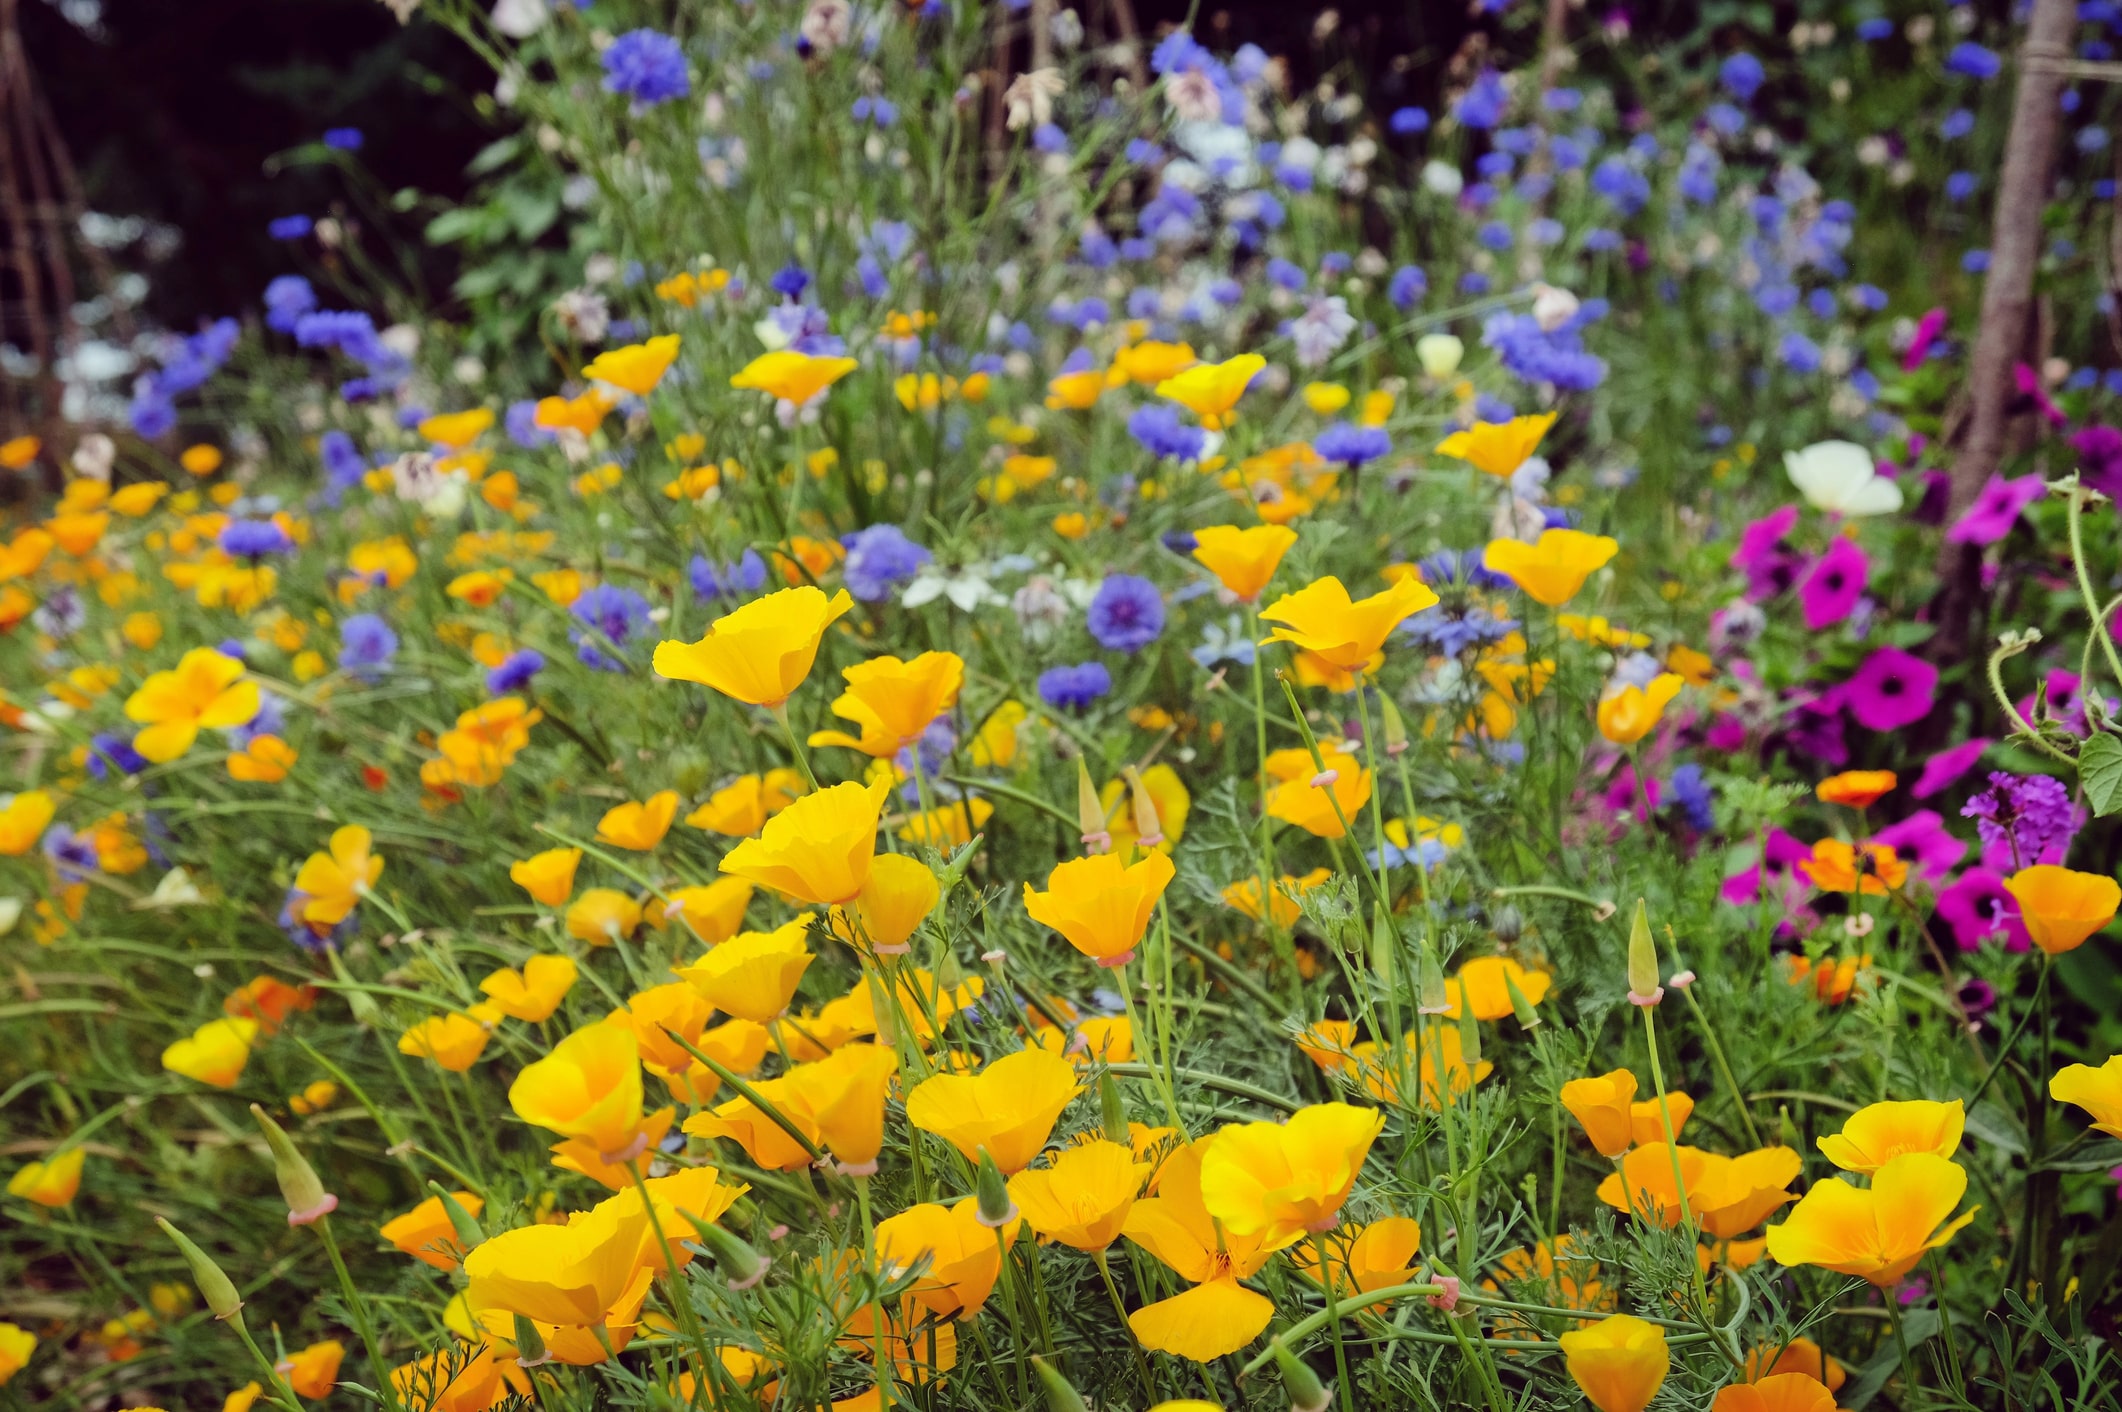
[1454,69,1508,129]
[569,585,651,671]
[1945,171,1978,203]
[319,431,366,493]
[1719,53,1765,102]
[1668,764,1715,831]
[603,29,690,106]
[841,524,931,602]
[338,614,399,679]
[1085,575,1165,653]
[1940,108,1976,140]
[688,549,768,601]
[1266,258,1306,292]
[322,127,364,151]
[1856,17,1893,40]
[87,732,150,780]
[219,519,294,558]
[1312,423,1392,468]
[268,215,313,240]
[1388,266,1427,311]
[1962,249,1991,274]
[264,275,316,333]
[1037,662,1112,711]
[1390,107,1429,135]
[1944,42,2001,80]
[43,825,99,881]
[1128,405,1206,462]
[770,264,812,299]
[487,648,546,695]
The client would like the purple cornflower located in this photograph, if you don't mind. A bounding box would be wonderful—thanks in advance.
[841,524,931,603]
[338,614,398,679]
[487,649,546,695]
[1845,647,1937,732]
[569,584,651,671]
[1038,662,1111,711]
[1312,423,1392,469]
[264,275,316,333]
[1961,771,2076,868]
[87,732,149,779]
[322,127,364,151]
[1718,53,1765,102]
[1128,405,1207,462]
[689,549,768,601]
[1944,42,2001,80]
[1797,536,1867,630]
[268,215,313,240]
[320,431,366,492]
[1668,764,1715,831]
[1086,575,1165,653]
[602,29,690,108]
[219,519,294,558]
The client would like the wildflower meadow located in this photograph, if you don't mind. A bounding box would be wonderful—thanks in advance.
[8,3,2122,1412]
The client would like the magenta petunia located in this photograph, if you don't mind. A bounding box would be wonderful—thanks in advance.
[1871,809,1966,880]
[2071,424,2122,498]
[1945,473,2043,546]
[1911,737,1991,798]
[1901,307,1946,372]
[2013,363,2067,429]
[1846,646,1937,731]
[1934,867,2030,951]
[1720,827,1813,907]
[1797,535,1868,630]
[1729,504,1804,601]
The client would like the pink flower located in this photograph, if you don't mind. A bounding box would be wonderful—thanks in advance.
[1721,827,1812,907]
[1729,505,1804,602]
[1946,473,2044,546]
[1797,536,1869,630]
[1846,647,1937,731]
[1871,810,1966,880]
[1902,307,1946,372]
[2070,425,2122,497]
[1934,867,2030,951]
[2013,363,2068,428]
[1912,737,1991,798]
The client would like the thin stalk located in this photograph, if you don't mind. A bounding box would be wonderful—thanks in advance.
[1967,954,2053,1111]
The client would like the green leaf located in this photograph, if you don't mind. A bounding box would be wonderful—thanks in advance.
[2079,732,2122,816]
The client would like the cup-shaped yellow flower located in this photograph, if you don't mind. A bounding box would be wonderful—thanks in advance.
[1598,1143,1801,1236]
[1817,770,1897,809]
[416,408,495,448]
[833,852,939,954]
[399,1012,496,1072]
[1265,749,1373,839]
[1744,1337,1846,1391]
[682,1076,822,1171]
[1713,1373,1838,1412]
[1190,524,1298,602]
[292,824,383,932]
[686,770,805,837]
[1446,955,1552,1020]
[1022,850,1176,968]
[1765,1152,1976,1286]
[596,791,679,851]
[1437,413,1559,477]
[905,1047,1083,1173]
[1120,1138,1276,1362]
[719,778,890,906]
[1628,1091,1695,1146]
[730,350,858,406]
[1007,1139,1152,1252]
[678,916,815,1022]
[1561,1070,1641,1158]
[1816,1099,1964,1174]
[2050,1054,2122,1139]
[1597,674,1683,746]
[510,848,581,907]
[1291,1215,1422,1294]
[875,1198,1004,1318]
[464,1198,653,1327]
[379,1191,486,1271]
[7,1147,85,1207]
[1259,574,1438,671]
[0,1322,36,1386]
[124,647,261,762]
[1197,1101,1386,1251]
[1155,352,1266,429]
[654,584,854,709]
[0,790,54,855]
[2004,865,2121,954]
[1483,529,1620,607]
[279,1340,345,1399]
[566,888,643,946]
[161,1016,258,1088]
[509,1019,646,1161]
[582,334,680,396]
[783,1042,900,1174]
[808,651,964,756]
[1559,1314,1669,1412]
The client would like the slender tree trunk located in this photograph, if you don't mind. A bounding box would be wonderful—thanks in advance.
[1932,0,2078,665]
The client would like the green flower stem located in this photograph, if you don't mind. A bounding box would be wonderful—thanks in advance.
[768,701,822,792]
[1113,962,1186,1131]
[2066,478,2122,692]
[1093,1250,1158,1398]
[230,1314,310,1412]
[1967,954,2055,1112]
[313,1217,401,1412]
[661,1026,828,1165]
[1101,1062,1300,1114]
[1672,980,1763,1148]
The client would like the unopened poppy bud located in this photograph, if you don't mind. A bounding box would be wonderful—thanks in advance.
[1416,935,1450,1015]
[155,1218,243,1321]
[687,1217,770,1290]
[865,971,899,1047]
[1377,692,1409,756]
[1122,766,1164,847]
[427,1181,486,1250]
[1506,969,1543,1030]
[1098,1073,1131,1145]
[1031,1355,1090,1412]
[1626,899,1662,1005]
[1370,903,1397,984]
[1269,1337,1332,1412]
[249,1104,336,1226]
[1076,756,1109,853]
[1489,904,1523,944]
[974,1150,1018,1228]
[511,1314,549,1369]
[328,948,381,1028]
[1457,993,1482,1068]
[1778,1105,1801,1154]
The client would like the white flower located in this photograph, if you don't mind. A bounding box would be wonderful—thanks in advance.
[1784,440,1902,517]
[1421,160,1464,198]
[132,868,204,912]
[70,433,116,481]
[1012,576,1073,644]
[1531,283,1581,332]
[1005,68,1065,130]
[905,563,1007,612]
[1509,456,1552,501]
[1165,70,1224,124]
[379,0,421,22]
[491,0,548,37]
[1288,296,1356,368]
[800,0,852,54]
[552,289,611,343]
[0,897,18,935]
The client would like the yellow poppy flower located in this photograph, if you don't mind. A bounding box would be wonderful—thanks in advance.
[905,1047,1083,1173]
[719,777,890,907]
[1482,529,1620,607]
[1155,352,1266,430]
[124,647,261,762]
[1260,574,1437,670]
[729,350,858,405]
[1815,1099,1965,1174]
[653,584,854,709]
[1022,850,1176,967]
[1558,1314,1667,1412]
[1765,1151,1976,1286]
[1436,412,1558,477]
[2004,865,2121,954]
[583,334,681,396]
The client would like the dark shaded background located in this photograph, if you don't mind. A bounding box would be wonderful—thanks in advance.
[19,0,1481,333]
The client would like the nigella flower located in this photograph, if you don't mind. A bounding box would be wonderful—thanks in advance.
[487,648,546,695]
[1962,771,2077,868]
[1312,423,1391,469]
[841,524,931,603]
[43,825,99,881]
[1085,575,1166,653]
[1668,764,1715,832]
[1797,536,1868,630]
[1037,661,1111,711]
[1369,834,1446,871]
[506,399,556,449]
[894,718,958,782]
[688,549,768,601]
[219,519,294,559]
[338,614,399,680]
[228,694,285,751]
[87,732,150,780]
[1844,647,1937,731]
[569,584,652,671]
[1128,405,1207,462]
[32,586,84,639]
[1945,474,2044,546]
[602,29,691,108]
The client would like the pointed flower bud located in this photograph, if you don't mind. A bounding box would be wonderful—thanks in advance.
[1417,934,1450,1015]
[1627,899,1663,1006]
[1099,1072,1130,1145]
[1370,903,1397,984]
[156,1218,243,1320]
[1031,1355,1090,1412]
[328,948,381,1028]
[1457,992,1482,1069]
[427,1182,486,1251]
[1123,766,1164,847]
[1077,756,1109,853]
[688,1218,771,1290]
[1506,969,1543,1030]
[511,1314,549,1370]
[249,1104,337,1226]
[1377,691,1409,757]
[1269,1337,1333,1412]
[975,1150,1018,1228]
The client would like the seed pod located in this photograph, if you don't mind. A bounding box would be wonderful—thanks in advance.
[511,1315,549,1369]
[1505,969,1543,1031]
[427,1182,486,1252]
